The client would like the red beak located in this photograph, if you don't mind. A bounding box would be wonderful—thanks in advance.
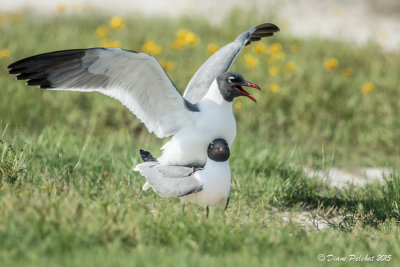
[246,82,261,90]
[234,81,261,102]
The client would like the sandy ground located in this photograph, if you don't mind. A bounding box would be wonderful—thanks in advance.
[2,0,397,185]
[304,167,391,189]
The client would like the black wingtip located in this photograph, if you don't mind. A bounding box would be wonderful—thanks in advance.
[7,49,93,89]
[255,23,280,33]
[26,78,51,87]
[139,149,157,162]
[7,61,19,70]
[244,23,280,46]
[252,23,280,39]
[8,67,23,74]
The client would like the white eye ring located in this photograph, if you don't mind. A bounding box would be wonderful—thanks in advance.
[228,76,235,83]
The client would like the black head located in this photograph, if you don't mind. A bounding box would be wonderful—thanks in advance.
[207,139,230,162]
[216,72,261,102]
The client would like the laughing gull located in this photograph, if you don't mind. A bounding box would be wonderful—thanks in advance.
[7,23,279,167]
[135,138,231,216]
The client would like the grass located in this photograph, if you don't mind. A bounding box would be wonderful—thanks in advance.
[0,9,399,266]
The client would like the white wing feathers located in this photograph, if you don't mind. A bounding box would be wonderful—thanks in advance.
[8,48,195,138]
[135,161,203,198]
[8,23,280,134]
[183,23,279,103]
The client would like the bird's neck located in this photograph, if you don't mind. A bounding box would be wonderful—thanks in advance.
[200,80,232,108]
[203,159,229,173]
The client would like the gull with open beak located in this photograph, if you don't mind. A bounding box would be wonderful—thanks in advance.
[7,23,279,167]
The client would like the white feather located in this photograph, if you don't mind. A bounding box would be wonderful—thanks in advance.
[135,157,231,207]
[158,80,236,166]
[181,160,231,207]
[49,48,194,138]
[23,48,237,167]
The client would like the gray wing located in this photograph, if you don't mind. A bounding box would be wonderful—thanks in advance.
[8,48,197,138]
[136,163,203,198]
[183,23,279,103]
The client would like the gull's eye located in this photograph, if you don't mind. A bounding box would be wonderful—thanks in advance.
[228,77,236,83]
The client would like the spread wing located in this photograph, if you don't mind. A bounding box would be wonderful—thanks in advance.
[183,23,279,103]
[8,48,198,138]
[135,162,203,198]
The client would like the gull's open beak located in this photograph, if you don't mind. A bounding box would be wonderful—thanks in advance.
[234,81,261,102]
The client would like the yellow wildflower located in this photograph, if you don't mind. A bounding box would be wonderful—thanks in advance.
[291,43,300,52]
[0,186,4,191]
[207,43,220,56]
[243,54,259,69]
[264,51,285,65]
[361,82,374,94]
[342,68,354,77]
[170,39,185,50]
[96,26,109,38]
[324,58,339,70]
[268,42,282,54]
[268,84,280,93]
[170,29,199,49]
[99,39,121,48]
[271,51,285,62]
[284,61,297,73]
[0,49,10,59]
[103,40,121,48]
[41,185,54,190]
[268,65,280,76]
[253,43,268,55]
[234,101,242,110]
[57,4,66,13]
[160,60,176,71]
[141,40,162,56]
[177,29,199,46]
[110,16,125,30]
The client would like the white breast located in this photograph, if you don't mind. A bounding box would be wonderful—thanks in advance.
[181,160,231,207]
[158,80,236,166]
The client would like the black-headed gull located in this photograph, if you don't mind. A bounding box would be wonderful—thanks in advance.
[8,23,279,167]
[135,138,231,216]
